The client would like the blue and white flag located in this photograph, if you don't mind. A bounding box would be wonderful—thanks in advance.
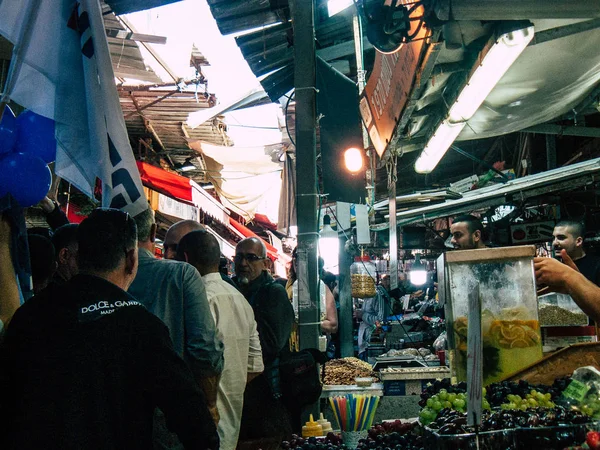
[0,0,146,216]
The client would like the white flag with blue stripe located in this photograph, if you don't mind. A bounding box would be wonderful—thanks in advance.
[0,0,146,216]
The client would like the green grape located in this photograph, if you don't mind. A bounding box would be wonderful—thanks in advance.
[482,387,487,396]
[443,401,452,409]
[432,401,443,412]
[453,398,466,409]
[438,389,448,401]
[447,393,457,403]
[426,398,434,408]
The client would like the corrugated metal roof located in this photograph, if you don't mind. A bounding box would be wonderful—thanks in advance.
[207,0,369,101]
[103,9,162,84]
[119,88,233,183]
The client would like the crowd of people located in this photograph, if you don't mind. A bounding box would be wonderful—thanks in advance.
[0,201,330,449]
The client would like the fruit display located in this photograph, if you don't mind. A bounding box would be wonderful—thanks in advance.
[419,389,490,425]
[323,358,377,385]
[424,406,592,450]
[358,420,423,450]
[281,432,343,450]
[485,378,570,407]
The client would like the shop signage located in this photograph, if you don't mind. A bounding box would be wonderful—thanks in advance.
[359,0,428,158]
[158,194,198,221]
[510,221,555,244]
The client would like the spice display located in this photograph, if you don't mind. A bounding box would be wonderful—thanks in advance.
[538,304,588,326]
[351,274,376,298]
[323,357,377,385]
[351,256,377,298]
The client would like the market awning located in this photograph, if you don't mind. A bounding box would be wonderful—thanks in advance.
[228,217,279,261]
[137,161,193,203]
[387,157,600,227]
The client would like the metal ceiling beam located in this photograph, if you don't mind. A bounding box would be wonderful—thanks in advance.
[105,28,167,44]
[437,0,600,20]
[522,124,600,138]
[531,19,600,45]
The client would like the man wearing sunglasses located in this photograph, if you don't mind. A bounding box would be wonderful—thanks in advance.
[233,237,294,444]
[0,208,218,449]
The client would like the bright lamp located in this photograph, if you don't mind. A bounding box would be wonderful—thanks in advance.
[344,147,363,173]
[328,0,353,17]
[414,25,534,174]
[319,214,339,275]
[409,254,427,286]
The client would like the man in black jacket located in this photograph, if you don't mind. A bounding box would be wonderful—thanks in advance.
[233,237,294,443]
[0,208,218,450]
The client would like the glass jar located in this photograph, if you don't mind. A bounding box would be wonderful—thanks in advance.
[351,256,377,298]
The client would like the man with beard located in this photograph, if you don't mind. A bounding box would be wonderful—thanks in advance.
[233,237,294,444]
[450,215,487,250]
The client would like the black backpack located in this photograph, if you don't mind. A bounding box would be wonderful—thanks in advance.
[279,348,328,407]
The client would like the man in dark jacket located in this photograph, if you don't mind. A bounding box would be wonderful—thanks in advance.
[0,208,218,450]
[234,237,294,443]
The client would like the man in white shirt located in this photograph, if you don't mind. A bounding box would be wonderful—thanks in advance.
[177,230,263,450]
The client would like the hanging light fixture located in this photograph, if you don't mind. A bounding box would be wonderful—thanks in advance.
[344,147,364,173]
[414,24,534,174]
[319,214,339,275]
[409,254,427,286]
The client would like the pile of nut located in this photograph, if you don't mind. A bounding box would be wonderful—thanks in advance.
[539,304,588,326]
[323,357,377,385]
[351,274,376,298]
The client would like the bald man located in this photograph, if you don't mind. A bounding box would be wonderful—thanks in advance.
[163,220,205,260]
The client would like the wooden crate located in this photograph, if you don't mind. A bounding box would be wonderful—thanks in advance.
[503,342,600,385]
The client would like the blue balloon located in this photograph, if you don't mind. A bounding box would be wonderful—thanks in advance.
[16,110,57,163]
[0,152,52,207]
[0,105,17,156]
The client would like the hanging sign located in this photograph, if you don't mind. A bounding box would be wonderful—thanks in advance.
[359,0,428,158]
[510,221,555,244]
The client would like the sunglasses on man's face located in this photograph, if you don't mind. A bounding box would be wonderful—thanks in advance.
[235,253,264,263]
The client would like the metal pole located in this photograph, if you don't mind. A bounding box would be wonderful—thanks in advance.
[290,0,319,353]
[353,12,376,210]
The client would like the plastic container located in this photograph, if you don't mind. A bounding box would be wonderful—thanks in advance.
[301,414,323,437]
[538,293,588,327]
[557,366,600,418]
[437,246,543,386]
[317,413,332,434]
[351,256,377,298]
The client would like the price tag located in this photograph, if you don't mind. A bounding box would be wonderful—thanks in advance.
[562,379,590,402]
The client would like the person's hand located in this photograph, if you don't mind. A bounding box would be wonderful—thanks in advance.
[534,250,579,295]
[353,309,363,320]
[0,214,12,247]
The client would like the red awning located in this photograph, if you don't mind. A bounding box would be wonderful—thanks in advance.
[137,161,192,203]
[229,217,279,260]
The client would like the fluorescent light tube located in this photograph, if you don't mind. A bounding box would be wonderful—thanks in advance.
[448,26,534,123]
[414,25,534,174]
[414,121,466,174]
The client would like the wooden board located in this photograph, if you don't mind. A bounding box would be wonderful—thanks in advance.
[503,342,600,385]
[445,245,536,264]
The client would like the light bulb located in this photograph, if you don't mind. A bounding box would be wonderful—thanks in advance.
[344,147,363,173]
